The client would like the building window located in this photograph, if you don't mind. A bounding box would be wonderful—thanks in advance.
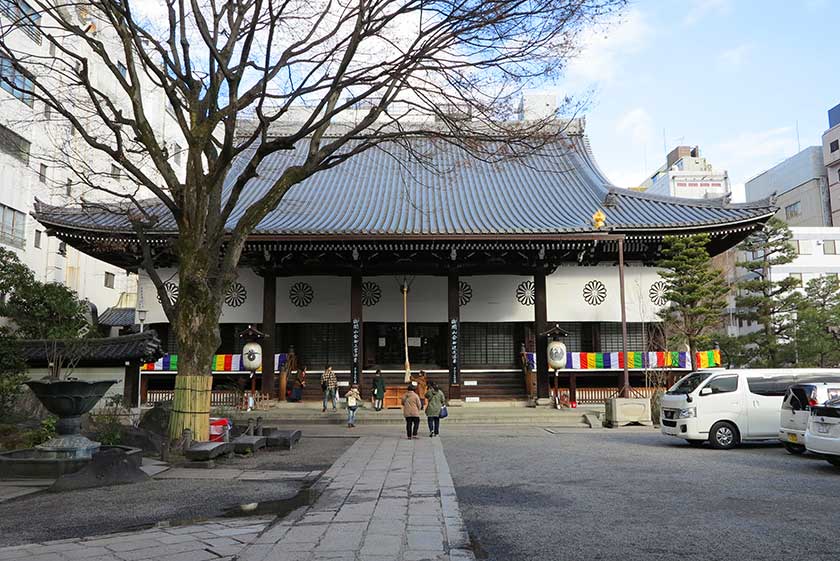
[65,178,72,196]
[826,273,839,282]
[44,103,50,119]
[795,240,811,255]
[0,203,25,248]
[111,164,121,179]
[117,61,127,78]
[104,272,115,289]
[48,42,55,57]
[789,273,803,287]
[173,143,182,166]
[38,162,46,183]
[784,201,801,221]
[0,0,41,44]
[33,229,41,248]
[832,140,840,153]
[0,54,33,106]
[58,241,66,256]
[0,122,30,164]
[825,240,837,255]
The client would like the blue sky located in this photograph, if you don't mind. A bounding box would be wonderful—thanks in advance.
[552,0,840,201]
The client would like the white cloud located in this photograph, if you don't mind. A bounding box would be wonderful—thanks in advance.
[683,0,733,26]
[565,8,652,89]
[718,43,754,69]
[709,127,798,186]
[616,107,655,146]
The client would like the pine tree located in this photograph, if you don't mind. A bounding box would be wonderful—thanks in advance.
[794,276,840,367]
[657,234,729,362]
[734,218,800,366]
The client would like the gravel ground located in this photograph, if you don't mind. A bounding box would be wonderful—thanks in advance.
[441,426,840,561]
[0,435,355,547]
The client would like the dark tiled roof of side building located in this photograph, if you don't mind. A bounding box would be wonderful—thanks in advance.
[17,331,164,367]
[33,134,776,238]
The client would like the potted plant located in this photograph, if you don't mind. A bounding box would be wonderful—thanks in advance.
[0,248,115,458]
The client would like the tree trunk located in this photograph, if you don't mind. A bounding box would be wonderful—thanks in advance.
[167,250,223,442]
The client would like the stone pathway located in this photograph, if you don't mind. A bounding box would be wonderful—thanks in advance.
[0,517,274,561]
[239,436,475,561]
[0,436,475,561]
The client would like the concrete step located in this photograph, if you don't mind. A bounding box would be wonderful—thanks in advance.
[229,406,589,426]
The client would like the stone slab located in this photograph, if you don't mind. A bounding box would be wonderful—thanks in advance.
[263,429,301,450]
[233,436,267,455]
[184,442,233,461]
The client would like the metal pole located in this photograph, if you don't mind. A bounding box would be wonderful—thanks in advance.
[618,238,630,398]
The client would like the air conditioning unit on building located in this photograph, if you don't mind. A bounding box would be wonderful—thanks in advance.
[605,398,653,427]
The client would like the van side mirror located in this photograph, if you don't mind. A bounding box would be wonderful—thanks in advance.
[700,387,713,396]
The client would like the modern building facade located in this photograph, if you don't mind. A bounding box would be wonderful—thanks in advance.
[0,3,182,315]
[744,146,831,227]
[640,146,730,200]
[824,102,840,226]
[34,121,776,404]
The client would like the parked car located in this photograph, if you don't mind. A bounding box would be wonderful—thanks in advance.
[804,399,840,468]
[780,383,840,454]
[660,369,840,449]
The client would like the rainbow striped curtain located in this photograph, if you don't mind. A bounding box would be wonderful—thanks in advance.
[142,353,288,372]
[562,351,691,370]
[694,349,722,369]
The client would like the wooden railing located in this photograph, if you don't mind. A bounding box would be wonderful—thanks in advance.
[574,386,661,404]
[144,390,240,407]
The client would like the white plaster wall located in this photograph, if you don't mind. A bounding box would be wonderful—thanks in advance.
[459,275,534,322]
[362,276,447,322]
[277,276,351,323]
[547,265,664,323]
[139,268,666,325]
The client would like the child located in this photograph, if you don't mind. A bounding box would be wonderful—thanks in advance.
[345,384,361,428]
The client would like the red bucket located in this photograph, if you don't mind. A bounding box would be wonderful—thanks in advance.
[209,418,231,442]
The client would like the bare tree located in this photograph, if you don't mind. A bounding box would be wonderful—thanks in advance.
[0,0,625,438]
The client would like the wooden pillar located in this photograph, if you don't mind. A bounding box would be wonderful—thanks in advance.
[447,272,461,399]
[123,363,140,407]
[351,272,363,386]
[535,270,549,399]
[140,374,148,405]
[618,238,631,398]
[569,371,577,405]
[261,273,277,398]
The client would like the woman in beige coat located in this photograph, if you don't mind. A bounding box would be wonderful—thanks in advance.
[402,384,422,439]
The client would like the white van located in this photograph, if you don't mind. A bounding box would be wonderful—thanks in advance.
[660,369,840,449]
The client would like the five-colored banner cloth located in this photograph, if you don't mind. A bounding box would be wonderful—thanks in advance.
[142,353,287,372]
[525,350,721,370]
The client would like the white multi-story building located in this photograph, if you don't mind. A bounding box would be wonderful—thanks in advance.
[824,102,840,226]
[744,146,831,227]
[0,2,183,317]
[640,145,730,200]
[726,227,840,337]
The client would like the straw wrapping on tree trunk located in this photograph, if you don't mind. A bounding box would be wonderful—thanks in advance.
[169,375,212,441]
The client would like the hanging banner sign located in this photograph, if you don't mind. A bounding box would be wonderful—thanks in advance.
[351,318,361,385]
[449,318,459,385]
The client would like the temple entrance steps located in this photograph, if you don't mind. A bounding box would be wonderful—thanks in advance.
[292,369,527,403]
[231,405,590,427]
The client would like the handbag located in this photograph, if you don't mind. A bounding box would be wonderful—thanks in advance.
[439,405,448,419]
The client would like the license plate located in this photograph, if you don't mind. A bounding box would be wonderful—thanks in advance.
[817,423,830,434]
[788,434,798,443]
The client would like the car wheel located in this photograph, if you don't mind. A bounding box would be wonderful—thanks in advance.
[783,443,806,455]
[709,421,739,450]
[826,456,840,468]
[686,439,705,447]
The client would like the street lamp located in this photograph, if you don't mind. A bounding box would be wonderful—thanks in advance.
[137,309,147,333]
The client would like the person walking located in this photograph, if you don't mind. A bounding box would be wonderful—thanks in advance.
[372,370,386,411]
[345,384,361,428]
[321,366,337,412]
[402,384,422,439]
[425,381,446,437]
